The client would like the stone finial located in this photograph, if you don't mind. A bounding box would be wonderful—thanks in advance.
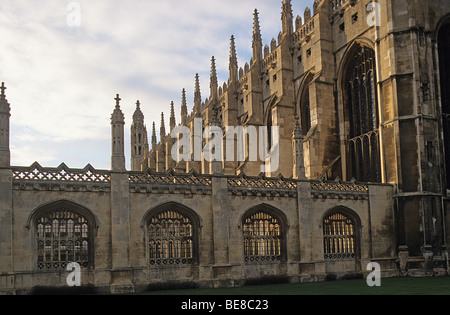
[229,35,238,82]
[295,15,303,31]
[0,82,10,114]
[194,73,202,116]
[292,116,306,180]
[292,115,304,139]
[271,38,277,52]
[170,101,176,132]
[160,112,166,139]
[151,121,157,149]
[230,35,238,68]
[264,44,270,58]
[181,88,188,126]
[111,94,125,125]
[281,0,293,35]
[252,8,263,62]
[210,56,218,100]
[132,100,144,122]
[115,94,121,107]
[0,82,6,98]
[304,7,311,22]
[253,9,262,45]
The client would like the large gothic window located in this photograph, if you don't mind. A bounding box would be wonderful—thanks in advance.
[242,209,285,263]
[35,205,93,270]
[147,208,197,265]
[344,45,381,182]
[438,21,450,189]
[323,210,359,260]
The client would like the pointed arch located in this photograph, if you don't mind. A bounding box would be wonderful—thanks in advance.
[142,202,201,265]
[339,40,381,183]
[322,206,361,260]
[241,204,288,263]
[436,15,450,189]
[296,72,314,134]
[264,95,278,150]
[29,199,97,270]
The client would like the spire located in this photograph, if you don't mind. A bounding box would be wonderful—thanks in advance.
[282,0,293,35]
[181,88,188,126]
[229,35,238,83]
[194,73,202,117]
[151,121,157,149]
[170,101,176,132]
[210,56,218,101]
[252,9,263,62]
[160,112,166,140]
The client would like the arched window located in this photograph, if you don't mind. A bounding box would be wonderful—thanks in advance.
[267,108,273,149]
[344,44,381,182]
[299,76,312,134]
[147,207,198,265]
[323,209,359,260]
[438,21,450,189]
[34,203,94,270]
[242,208,285,263]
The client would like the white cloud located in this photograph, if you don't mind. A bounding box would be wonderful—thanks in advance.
[0,0,309,169]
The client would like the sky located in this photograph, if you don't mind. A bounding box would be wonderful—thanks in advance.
[0,0,309,170]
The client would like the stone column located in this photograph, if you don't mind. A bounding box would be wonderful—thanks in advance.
[110,95,134,293]
[0,83,14,293]
[211,176,232,284]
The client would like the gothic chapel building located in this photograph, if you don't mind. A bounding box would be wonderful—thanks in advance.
[1,0,450,294]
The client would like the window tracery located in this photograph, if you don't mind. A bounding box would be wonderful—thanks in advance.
[345,45,381,182]
[243,211,282,262]
[36,209,90,270]
[323,211,357,260]
[147,210,195,265]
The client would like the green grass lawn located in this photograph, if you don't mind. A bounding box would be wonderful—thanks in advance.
[137,276,450,295]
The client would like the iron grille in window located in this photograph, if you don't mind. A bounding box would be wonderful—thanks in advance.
[323,212,356,260]
[148,210,194,265]
[345,46,381,182]
[36,210,90,269]
[243,211,282,263]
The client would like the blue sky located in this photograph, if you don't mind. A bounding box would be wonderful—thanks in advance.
[0,0,309,170]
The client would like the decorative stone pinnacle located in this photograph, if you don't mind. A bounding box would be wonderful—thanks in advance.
[1,82,6,97]
[293,116,304,139]
[115,94,121,107]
